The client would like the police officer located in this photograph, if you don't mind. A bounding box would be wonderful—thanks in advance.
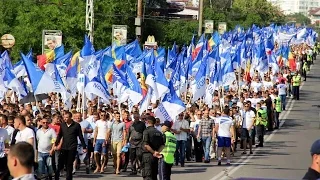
[274,91,282,129]
[142,116,165,180]
[292,71,301,100]
[255,102,268,147]
[157,121,176,180]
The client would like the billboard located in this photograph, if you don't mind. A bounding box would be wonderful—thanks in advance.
[112,25,128,46]
[204,20,214,34]
[42,30,62,54]
[218,22,227,34]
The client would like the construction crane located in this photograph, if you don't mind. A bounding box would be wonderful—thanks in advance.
[86,0,94,42]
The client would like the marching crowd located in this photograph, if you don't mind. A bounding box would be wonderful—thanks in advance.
[0,43,318,180]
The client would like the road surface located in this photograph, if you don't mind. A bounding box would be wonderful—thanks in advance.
[73,61,320,180]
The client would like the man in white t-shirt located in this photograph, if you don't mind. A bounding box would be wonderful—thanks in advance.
[172,112,190,167]
[14,116,36,151]
[0,115,14,145]
[93,111,109,173]
[215,108,235,166]
[277,79,287,111]
[241,103,255,155]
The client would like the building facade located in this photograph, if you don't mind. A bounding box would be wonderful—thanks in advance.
[268,0,320,15]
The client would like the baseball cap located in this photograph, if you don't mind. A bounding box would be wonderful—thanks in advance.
[310,139,320,155]
[162,121,172,128]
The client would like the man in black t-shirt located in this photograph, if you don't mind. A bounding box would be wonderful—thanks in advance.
[127,113,146,175]
[303,139,320,180]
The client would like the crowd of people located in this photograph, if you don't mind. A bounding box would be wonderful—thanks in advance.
[0,43,318,180]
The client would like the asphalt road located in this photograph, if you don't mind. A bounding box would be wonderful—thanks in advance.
[73,60,320,180]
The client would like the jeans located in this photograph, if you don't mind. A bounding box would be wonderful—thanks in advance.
[201,137,212,161]
[274,111,280,128]
[158,158,173,180]
[279,95,286,110]
[38,152,53,176]
[55,149,77,180]
[175,140,186,166]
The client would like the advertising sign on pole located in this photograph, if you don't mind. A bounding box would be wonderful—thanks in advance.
[218,22,227,35]
[112,25,128,46]
[204,20,214,34]
[42,30,62,54]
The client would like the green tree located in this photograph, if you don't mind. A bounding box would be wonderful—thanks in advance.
[286,13,311,25]
[143,19,198,47]
[0,0,137,62]
[203,0,285,30]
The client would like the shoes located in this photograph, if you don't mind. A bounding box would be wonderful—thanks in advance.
[130,171,137,175]
[217,161,221,166]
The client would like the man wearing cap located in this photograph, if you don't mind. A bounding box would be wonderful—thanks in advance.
[156,121,176,180]
[303,139,320,179]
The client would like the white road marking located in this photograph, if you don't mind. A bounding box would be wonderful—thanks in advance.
[210,73,309,180]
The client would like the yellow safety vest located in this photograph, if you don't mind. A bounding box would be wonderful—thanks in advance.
[161,131,177,164]
[293,75,301,86]
[255,109,268,126]
[275,97,282,113]
[307,54,312,61]
[303,62,309,71]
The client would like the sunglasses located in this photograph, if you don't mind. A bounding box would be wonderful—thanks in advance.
[43,122,49,124]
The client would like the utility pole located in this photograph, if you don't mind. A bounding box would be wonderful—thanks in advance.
[198,0,204,37]
[135,0,143,41]
[86,0,94,42]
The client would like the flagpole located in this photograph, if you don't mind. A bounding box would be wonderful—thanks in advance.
[238,68,241,98]
[97,97,100,110]
[82,88,86,119]
[57,93,60,112]
[34,94,43,116]
[77,92,81,112]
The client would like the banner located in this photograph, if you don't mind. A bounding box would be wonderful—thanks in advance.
[204,20,214,34]
[42,30,62,54]
[112,25,128,46]
[218,22,227,35]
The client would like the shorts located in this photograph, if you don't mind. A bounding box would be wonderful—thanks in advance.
[241,128,254,140]
[94,139,108,154]
[111,141,122,154]
[217,136,231,147]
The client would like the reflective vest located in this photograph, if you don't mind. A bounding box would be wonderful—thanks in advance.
[293,75,301,86]
[303,62,309,71]
[255,108,268,126]
[161,131,177,164]
[307,54,312,61]
[275,97,282,113]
